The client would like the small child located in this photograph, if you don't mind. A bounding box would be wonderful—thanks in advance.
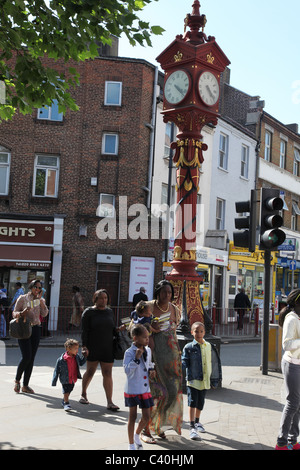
[182,322,212,440]
[131,301,160,352]
[123,324,156,450]
[52,338,88,411]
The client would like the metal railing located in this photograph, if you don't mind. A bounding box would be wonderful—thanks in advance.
[0,305,262,340]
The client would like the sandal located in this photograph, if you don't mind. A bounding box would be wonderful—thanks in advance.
[106,403,120,411]
[140,431,156,444]
[21,386,34,394]
[79,396,89,404]
[14,381,20,393]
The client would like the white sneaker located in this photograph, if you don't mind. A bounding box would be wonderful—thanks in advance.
[195,422,206,433]
[134,434,143,450]
[189,428,201,440]
[128,444,136,450]
[62,400,71,412]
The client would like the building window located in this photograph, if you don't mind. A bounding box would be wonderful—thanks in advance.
[0,149,10,195]
[219,133,228,170]
[292,201,300,231]
[280,140,286,169]
[216,198,225,230]
[102,133,119,155]
[264,130,272,161]
[97,193,115,218]
[164,122,173,158]
[104,81,122,106]
[38,100,63,121]
[33,155,59,197]
[241,144,249,179]
[294,148,300,176]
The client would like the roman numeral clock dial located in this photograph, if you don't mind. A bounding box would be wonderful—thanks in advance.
[198,71,220,106]
[164,70,190,105]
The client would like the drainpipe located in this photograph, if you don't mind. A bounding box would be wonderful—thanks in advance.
[146,66,159,210]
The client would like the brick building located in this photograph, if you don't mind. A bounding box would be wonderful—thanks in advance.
[0,53,165,329]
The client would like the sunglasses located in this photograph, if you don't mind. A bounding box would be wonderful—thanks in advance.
[34,286,42,290]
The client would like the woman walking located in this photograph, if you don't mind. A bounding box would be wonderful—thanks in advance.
[13,279,48,393]
[80,289,120,410]
[276,289,300,450]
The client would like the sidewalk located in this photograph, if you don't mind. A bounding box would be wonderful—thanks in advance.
[0,337,284,452]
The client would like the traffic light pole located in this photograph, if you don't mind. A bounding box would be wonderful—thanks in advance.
[262,249,271,375]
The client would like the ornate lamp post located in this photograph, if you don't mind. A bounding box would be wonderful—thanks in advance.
[156,1,230,338]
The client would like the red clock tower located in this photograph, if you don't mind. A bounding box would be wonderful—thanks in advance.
[156,1,230,329]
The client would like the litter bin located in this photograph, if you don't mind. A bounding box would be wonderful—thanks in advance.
[268,324,282,372]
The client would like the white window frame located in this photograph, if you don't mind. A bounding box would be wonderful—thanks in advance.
[219,133,228,170]
[104,81,122,106]
[38,99,63,121]
[164,122,173,158]
[264,130,272,161]
[241,144,249,179]
[293,148,300,176]
[280,140,286,169]
[33,155,59,198]
[216,198,225,230]
[102,133,119,155]
[0,149,10,195]
[97,193,116,218]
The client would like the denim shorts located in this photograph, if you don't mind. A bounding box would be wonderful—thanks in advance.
[187,385,206,410]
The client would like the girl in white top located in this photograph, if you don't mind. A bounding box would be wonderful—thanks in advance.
[276,289,300,450]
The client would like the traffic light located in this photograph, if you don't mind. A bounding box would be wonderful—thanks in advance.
[259,188,286,250]
[233,190,257,252]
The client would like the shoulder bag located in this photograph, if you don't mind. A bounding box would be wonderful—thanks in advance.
[9,317,32,340]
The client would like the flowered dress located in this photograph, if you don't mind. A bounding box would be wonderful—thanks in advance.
[148,300,183,435]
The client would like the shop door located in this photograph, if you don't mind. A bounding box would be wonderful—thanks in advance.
[97,269,120,307]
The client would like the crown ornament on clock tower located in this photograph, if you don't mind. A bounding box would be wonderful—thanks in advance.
[156,1,230,329]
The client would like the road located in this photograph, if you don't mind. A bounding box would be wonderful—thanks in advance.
[2,341,262,368]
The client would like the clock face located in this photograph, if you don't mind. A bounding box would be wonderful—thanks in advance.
[198,71,220,106]
[164,70,190,105]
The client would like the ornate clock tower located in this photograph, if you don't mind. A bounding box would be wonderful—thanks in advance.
[156,1,230,330]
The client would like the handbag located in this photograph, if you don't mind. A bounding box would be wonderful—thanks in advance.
[113,330,131,360]
[9,317,32,339]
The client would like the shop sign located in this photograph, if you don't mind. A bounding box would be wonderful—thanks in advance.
[0,220,54,245]
[278,238,296,252]
[196,246,228,266]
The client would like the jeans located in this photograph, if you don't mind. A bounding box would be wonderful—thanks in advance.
[277,358,300,446]
[16,325,41,386]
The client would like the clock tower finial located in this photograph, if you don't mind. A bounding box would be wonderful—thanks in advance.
[183,0,208,45]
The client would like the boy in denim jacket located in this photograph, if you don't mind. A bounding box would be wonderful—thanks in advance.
[182,322,213,440]
[52,338,87,411]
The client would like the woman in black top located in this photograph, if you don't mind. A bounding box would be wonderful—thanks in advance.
[80,289,119,410]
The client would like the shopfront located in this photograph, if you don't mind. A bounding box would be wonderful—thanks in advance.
[0,217,64,330]
[228,242,277,314]
[196,246,228,312]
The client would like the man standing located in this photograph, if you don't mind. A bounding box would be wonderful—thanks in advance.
[132,287,148,309]
[234,287,251,330]
[9,282,24,311]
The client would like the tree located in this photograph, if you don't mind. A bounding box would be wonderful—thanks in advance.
[0,0,164,120]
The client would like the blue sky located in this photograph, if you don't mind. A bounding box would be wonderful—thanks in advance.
[119,0,300,128]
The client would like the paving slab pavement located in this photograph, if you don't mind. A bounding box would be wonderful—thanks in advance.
[0,342,285,453]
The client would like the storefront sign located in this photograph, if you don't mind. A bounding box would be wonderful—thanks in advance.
[196,246,228,266]
[0,220,54,245]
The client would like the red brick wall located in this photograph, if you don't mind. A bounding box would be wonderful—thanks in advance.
[0,56,165,308]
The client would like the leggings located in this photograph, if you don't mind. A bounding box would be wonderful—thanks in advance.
[277,358,300,446]
[16,325,41,386]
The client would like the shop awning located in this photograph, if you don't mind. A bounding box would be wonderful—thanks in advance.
[0,245,52,269]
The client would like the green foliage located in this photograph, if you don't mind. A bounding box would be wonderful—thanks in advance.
[0,0,164,120]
